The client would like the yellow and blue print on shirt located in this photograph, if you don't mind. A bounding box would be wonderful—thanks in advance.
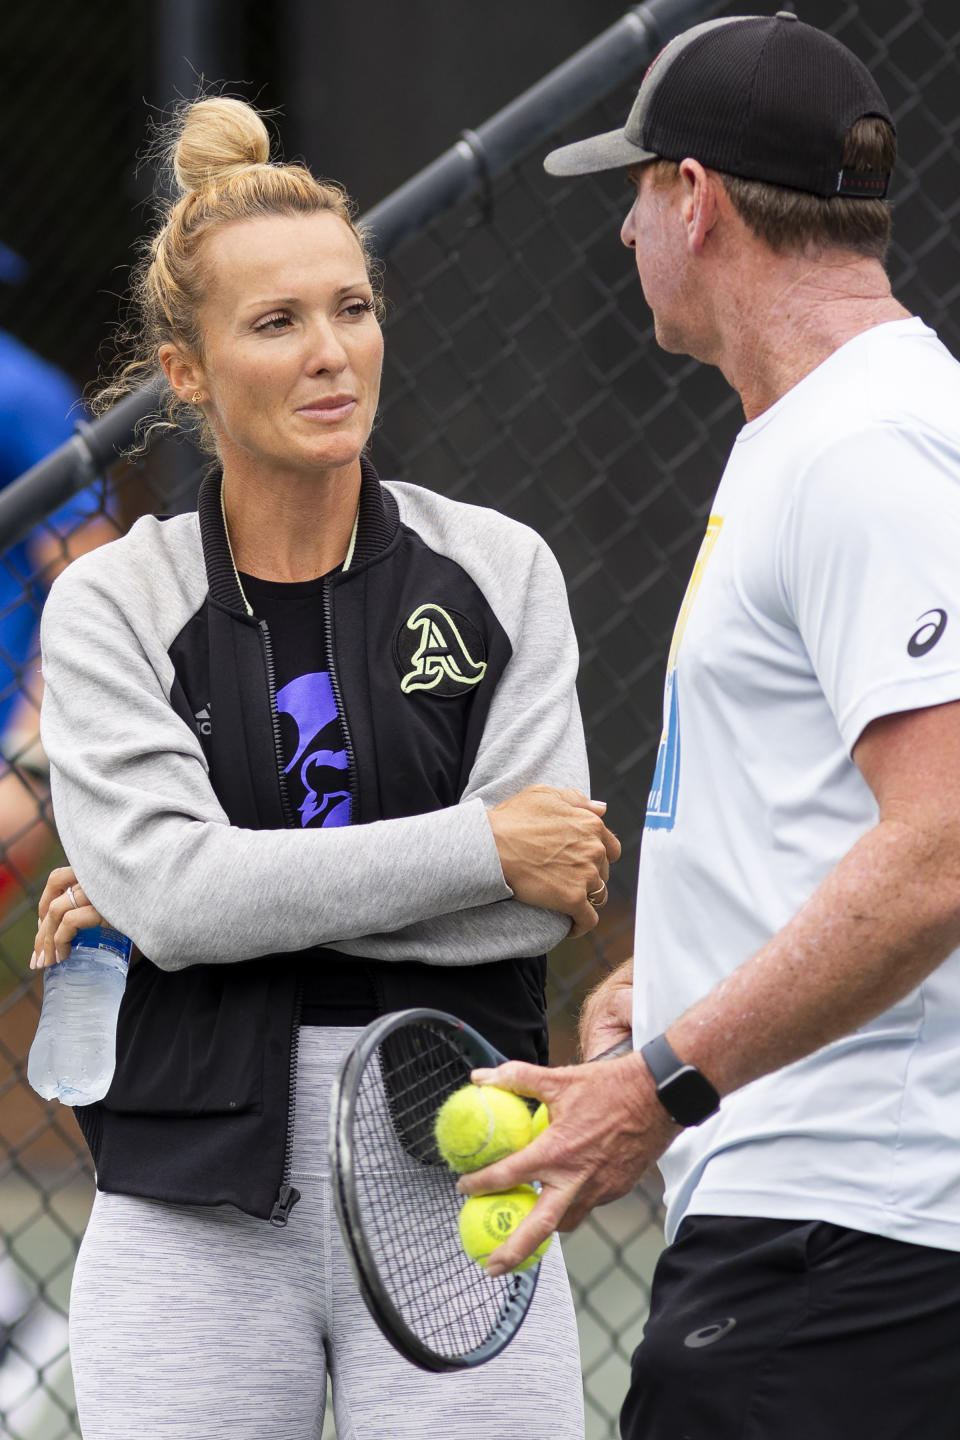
[645,515,723,830]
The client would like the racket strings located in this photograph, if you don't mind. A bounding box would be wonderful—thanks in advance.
[348,1022,520,1358]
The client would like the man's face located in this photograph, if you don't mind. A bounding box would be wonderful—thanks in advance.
[620,163,696,356]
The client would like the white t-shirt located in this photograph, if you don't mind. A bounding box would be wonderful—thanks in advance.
[635,317,960,1249]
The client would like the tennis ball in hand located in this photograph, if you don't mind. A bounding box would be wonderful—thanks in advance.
[458,1185,551,1271]
[434,1084,533,1172]
[531,1102,549,1139]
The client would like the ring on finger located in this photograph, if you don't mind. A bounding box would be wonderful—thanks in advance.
[66,885,81,911]
[587,880,608,909]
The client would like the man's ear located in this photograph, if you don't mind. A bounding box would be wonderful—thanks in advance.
[679,159,720,254]
[159,343,204,403]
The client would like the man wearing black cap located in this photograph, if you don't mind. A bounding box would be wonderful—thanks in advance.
[460,13,960,1436]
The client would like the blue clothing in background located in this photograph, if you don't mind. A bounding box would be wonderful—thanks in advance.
[0,330,102,732]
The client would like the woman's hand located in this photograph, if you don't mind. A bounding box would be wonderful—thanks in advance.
[30,866,105,969]
[488,785,621,936]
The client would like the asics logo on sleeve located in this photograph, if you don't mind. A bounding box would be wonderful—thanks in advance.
[907,609,947,657]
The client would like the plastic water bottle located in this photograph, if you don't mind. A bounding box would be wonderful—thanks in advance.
[28,927,132,1106]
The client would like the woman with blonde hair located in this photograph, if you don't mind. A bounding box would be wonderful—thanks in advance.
[32,95,616,1438]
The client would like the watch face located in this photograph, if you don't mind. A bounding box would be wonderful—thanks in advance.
[662,1067,720,1126]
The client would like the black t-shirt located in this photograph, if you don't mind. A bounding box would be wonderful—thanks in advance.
[240,571,378,1025]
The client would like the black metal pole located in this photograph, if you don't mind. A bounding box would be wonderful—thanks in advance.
[0,382,164,551]
[0,0,725,555]
[361,0,728,255]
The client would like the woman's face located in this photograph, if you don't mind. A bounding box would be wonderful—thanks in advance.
[186,211,383,480]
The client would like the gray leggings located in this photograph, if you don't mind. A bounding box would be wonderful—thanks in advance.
[70,1027,585,1439]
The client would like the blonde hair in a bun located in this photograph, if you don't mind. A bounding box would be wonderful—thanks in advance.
[171,96,272,194]
[96,93,380,454]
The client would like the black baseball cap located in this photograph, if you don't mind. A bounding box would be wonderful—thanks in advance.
[544,12,893,199]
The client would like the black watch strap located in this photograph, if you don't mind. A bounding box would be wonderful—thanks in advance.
[640,1033,720,1127]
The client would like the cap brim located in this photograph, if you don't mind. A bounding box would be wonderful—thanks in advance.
[543,128,657,177]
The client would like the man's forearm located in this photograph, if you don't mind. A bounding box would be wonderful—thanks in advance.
[454,812,960,1274]
[667,814,960,1096]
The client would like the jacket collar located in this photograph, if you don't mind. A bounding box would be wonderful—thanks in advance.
[197,456,399,615]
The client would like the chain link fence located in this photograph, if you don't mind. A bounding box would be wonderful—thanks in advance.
[2,2,960,1436]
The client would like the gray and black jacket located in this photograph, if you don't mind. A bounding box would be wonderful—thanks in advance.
[40,461,588,1221]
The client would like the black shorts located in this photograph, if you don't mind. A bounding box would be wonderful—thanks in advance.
[621,1214,960,1440]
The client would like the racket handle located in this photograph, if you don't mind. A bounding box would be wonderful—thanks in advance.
[589,1037,633,1062]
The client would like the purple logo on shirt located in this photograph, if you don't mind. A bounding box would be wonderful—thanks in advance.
[276,671,350,828]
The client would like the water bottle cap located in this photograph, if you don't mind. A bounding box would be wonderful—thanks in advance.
[72,927,132,964]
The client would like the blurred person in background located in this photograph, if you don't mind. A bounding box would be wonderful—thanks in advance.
[29,96,619,1439]
[0,241,118,911]
[458,15,960,1439]
[0,240,117,1388]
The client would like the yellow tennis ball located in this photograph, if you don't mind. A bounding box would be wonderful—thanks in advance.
[458,1185,551,1271]
[531,1102,549,1139]
[434,1084,533,1172]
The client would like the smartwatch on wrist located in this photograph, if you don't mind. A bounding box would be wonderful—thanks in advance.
[640,1033,720,1126]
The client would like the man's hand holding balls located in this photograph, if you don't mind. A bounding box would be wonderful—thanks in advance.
[434,1083,552,1271]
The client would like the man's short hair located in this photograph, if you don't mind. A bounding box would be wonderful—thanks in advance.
[720,117,895,262]
[651,118,894,263]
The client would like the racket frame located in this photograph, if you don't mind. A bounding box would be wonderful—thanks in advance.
[329,1006,540,1371]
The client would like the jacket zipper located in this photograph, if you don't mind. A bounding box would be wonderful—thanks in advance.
[322,578,360,819]
[260,620,296,829]
[270,972,302,1228]
[261,619,303,1228]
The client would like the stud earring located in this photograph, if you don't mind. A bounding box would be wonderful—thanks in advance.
[191,390,204,404]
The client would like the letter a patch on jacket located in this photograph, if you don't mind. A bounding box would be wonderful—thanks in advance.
[395,603,487,697]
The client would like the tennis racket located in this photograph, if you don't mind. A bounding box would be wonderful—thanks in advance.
[329,1005,630,1371]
